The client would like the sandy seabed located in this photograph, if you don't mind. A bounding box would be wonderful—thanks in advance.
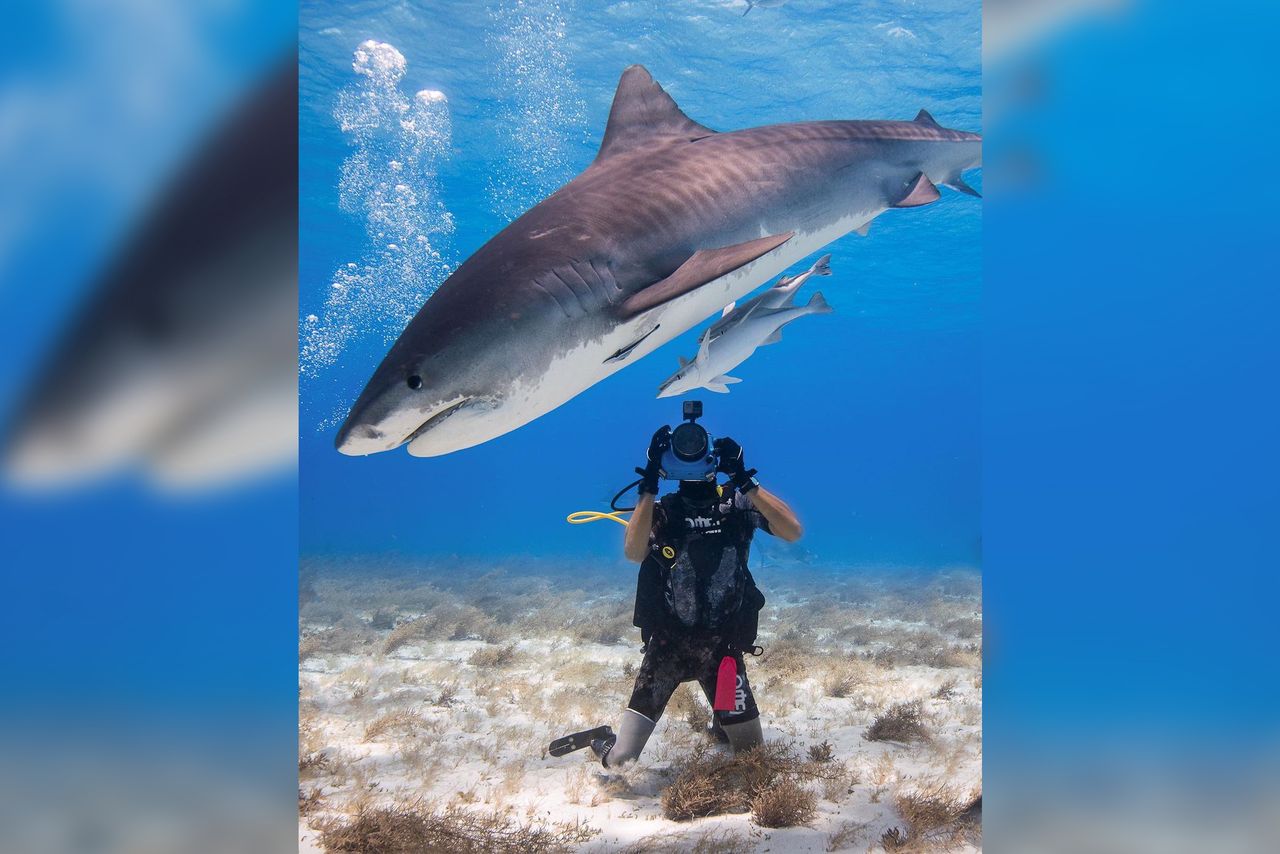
[299,557,981,852]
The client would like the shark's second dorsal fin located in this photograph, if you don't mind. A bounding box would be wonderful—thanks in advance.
[595,66,716,163]
[914,109,942,128]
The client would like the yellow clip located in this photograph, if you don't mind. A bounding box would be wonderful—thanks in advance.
[662,545,676,559]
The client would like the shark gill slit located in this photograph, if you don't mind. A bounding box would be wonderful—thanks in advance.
[530,279,576,319]
[551,267,593,313]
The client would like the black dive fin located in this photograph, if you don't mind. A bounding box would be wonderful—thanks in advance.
[595,66,716,163]
[549,725,614,758]
[619,231,795,319]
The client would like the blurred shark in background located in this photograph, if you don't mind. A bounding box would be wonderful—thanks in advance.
[2,56,298,490]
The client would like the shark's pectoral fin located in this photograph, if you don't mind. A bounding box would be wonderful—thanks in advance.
[678,355,690,368]
[893,172,941,208]
[619,232,795,319]
[855,222,872,237]
[696,328,712,362]
[715,375,742,385]
[763,329,783,345]
[704,380,732,393]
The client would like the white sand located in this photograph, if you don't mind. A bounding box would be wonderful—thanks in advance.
[298,564,981,851]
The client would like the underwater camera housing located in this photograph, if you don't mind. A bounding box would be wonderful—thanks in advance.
[660,400,718,481]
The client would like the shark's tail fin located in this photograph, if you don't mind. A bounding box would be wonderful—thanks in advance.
[811,254,832,277]
[806,291,833,314]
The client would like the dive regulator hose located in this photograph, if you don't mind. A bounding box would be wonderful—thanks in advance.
[565,477,643,527]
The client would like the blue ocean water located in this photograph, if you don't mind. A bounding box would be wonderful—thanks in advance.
[299,0,981,567]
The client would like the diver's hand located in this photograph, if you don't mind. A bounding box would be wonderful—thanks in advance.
[714,436,758,492]
[637,425,671,495]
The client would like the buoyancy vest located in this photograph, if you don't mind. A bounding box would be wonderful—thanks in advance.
[633,486,766,650]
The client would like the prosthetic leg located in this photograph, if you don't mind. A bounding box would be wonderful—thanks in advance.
[591,709,655,769]
[721,715,763,753]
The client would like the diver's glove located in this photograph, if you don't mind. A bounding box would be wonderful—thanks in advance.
[636,425,671,495]
[714,436,759,493]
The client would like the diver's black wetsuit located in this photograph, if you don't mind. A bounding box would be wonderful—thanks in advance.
[628,484,769,725]
[599,482,770,767]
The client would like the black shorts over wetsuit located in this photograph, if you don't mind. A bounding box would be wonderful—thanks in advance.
[627,484,770,726]
[627,632,760,725]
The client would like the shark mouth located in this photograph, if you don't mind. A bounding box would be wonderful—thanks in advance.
[405,397,473,446]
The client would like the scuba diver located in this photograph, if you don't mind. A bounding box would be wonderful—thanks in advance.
[550,401,803,768]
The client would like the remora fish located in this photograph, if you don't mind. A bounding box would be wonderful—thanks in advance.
[658,291,833,397]
[706,253,831,342]
[336,65,980,457]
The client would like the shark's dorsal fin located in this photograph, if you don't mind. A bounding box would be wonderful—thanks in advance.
[678,356,690,368]
[595,66,716,163]
[618,231,794,318]
[914,109,941,128]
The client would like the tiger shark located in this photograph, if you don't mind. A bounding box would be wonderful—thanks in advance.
[336,65,980,457]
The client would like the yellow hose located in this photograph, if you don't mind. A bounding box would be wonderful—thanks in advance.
[566,510,631,526]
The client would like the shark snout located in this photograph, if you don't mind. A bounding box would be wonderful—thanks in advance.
[335,420,387,456]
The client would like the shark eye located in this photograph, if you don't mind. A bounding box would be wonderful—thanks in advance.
[406,375,423,390]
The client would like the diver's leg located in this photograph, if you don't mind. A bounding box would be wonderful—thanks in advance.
[698,650,762,754]
[721,715,762,753]
[593,641,679,768]
[595,708,656,768]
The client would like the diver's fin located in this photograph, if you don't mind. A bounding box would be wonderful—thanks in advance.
[721,301,736,317]
[763,328,783,345]
[893,172,941,208]
[945,173,982,198]
[855,221,872,237]
[595,66,716,163]
[811,253,833,275]
[914,108,942,128]
[549,725,614,758]
[603,324,661,363]
[619,231,795,318]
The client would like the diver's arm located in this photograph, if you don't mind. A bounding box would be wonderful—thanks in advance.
[624,492,656,563]
[748,487,803,542]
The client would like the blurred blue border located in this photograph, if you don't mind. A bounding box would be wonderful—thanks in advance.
[984,0,1279,775]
